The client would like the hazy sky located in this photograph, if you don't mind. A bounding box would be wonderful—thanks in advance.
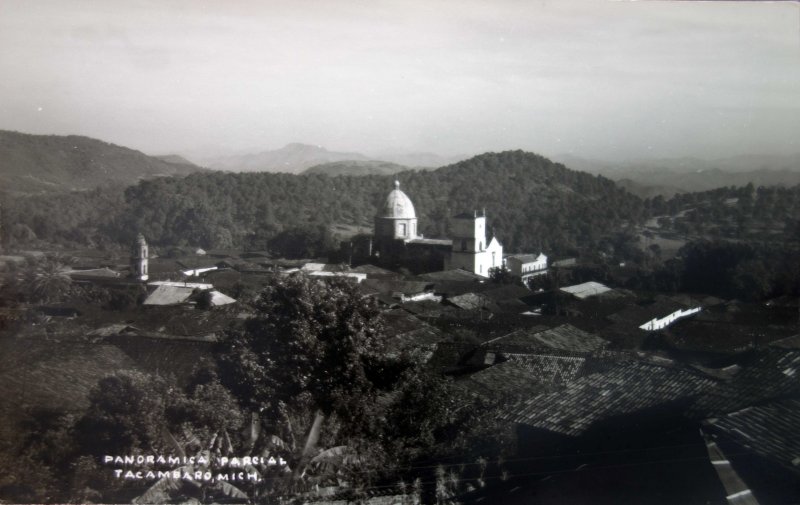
[1,0,798,161]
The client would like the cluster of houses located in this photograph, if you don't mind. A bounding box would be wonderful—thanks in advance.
[9,180,799,504]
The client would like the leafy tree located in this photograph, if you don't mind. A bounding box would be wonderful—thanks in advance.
[74,372,172,458]
[488,266,515,285]
[217,274,393,475]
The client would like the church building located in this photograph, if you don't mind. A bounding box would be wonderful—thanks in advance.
[374,180,419,242]
[371,181,502,278]
[443,210,503,277]
[130,233,149,281]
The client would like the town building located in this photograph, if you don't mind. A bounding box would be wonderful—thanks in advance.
[444,210,503,277]
[369,181,451,272]
[371,181,506,277]
[374,180,418,242]
[505,253,548,280]
[130,233,149,281]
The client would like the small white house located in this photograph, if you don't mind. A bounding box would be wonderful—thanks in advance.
[639,306,702,331]
[505,253,548,280]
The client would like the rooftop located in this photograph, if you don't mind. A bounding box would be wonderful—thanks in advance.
[560,281,613,299]
[486,324,608,354]
[500,359,716,436]
[703,398,800,473]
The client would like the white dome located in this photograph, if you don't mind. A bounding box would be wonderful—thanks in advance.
[381,181,416,219]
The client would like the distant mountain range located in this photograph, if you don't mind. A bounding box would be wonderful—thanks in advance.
[153,154,195,166]
[366,151,471,168]
[553,153,800,197]
[201,143,471,174]
[302,160,424,177]
[3,129,798,198]
[203,143,370,174]
[0,130,205,195]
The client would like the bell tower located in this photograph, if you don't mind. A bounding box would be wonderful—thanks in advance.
[131,233,149,281]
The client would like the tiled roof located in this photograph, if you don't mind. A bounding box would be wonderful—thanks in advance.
[349,264,399,277]
[447,292,494,311]
[399,299,446,317]
[481,285,532,303]
[417,269,485,282]
[504,353,586,384]
[529,324,609,353]
[67,267,121,279]
[703,399,800,472]
[692,349,800,417]
[426,342,480,372]
[505,253,546,264]
[770,334,800,350]
[427,280,491,297]
[500,360,715,436]
[487,324,608,354]
[560,281,612,299]
[143,284,195,305]
[361,278,432,296]
[381,309,442,346]
[453,360,555,399]
[481,325,550,349]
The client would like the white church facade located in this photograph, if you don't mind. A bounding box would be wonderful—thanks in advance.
[443,211,503,277]
[372,181,504,278]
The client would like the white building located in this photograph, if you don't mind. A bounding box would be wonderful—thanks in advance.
[505,253,548,280]
[130,233,149,281]
[444,210,503,277]
[639,306,702,331]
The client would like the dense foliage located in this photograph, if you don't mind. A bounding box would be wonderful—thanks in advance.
[3,151,645,257]
[648,183,800,243]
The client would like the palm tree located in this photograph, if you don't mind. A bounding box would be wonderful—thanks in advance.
[26,256,73,303]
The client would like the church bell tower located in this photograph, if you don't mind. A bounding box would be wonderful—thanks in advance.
[131,233,149,281]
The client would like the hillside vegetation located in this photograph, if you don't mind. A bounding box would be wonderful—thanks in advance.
[0,130,204,195]
[3,151,645,256]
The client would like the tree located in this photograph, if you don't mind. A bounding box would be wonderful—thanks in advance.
[23,255,74,304]
[488,266,515,285]
[216,273,394,487]
[74,372,172,458]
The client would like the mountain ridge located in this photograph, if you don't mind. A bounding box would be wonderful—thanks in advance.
[0,130,205,195]
[204,143,371,173]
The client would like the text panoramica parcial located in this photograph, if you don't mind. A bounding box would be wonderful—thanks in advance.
[103,455,287,482]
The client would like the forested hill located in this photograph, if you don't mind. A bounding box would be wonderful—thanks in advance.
[0,130,205,195]
[3,150,645,255]
[114,151,645,254]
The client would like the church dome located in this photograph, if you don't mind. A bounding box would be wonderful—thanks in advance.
[381,181,416,219]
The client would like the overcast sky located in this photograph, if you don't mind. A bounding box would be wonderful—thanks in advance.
[1,0,798,161]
